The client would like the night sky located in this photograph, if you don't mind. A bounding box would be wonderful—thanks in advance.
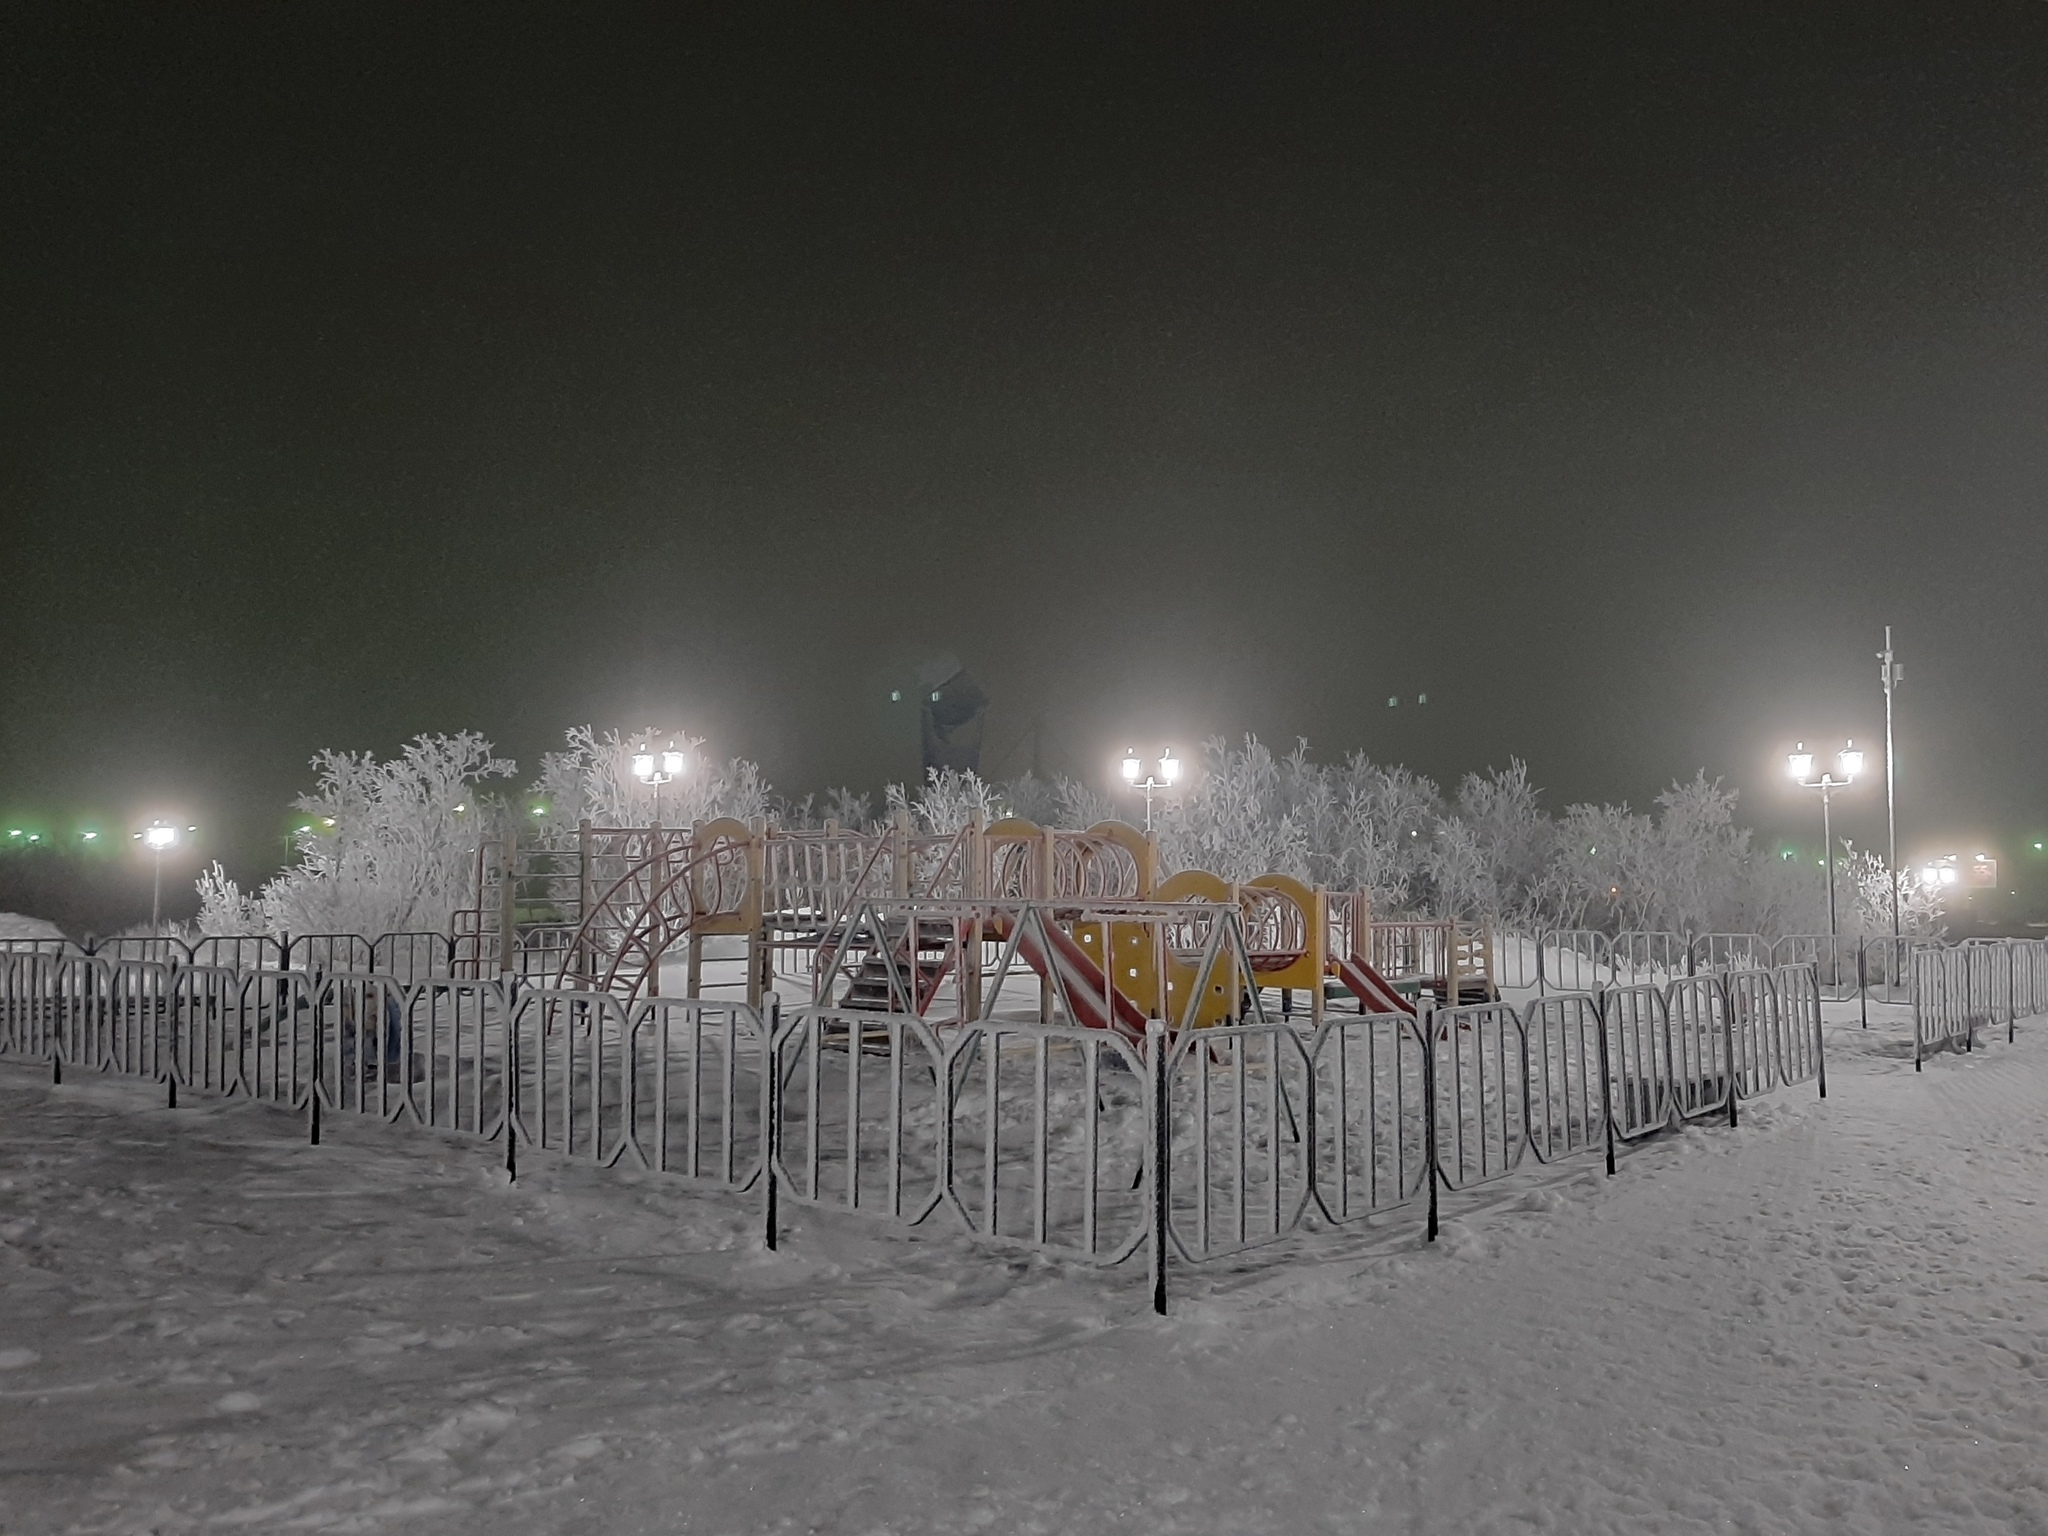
[6,6,2048,894]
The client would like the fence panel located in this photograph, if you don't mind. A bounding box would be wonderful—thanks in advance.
[304,972,419,1121]
[1610,932,1689,990]
[1537,931,1610,995]
[0,936,72,956]
[89,937,192,968]
[372,932,456,984]
[1166,1021,1316,1263]
[2016,941,2048,1021]
[1911,946,1974,1062]
[1665,975,1732,1120]
[1768,965,1825,1089]
[1520,994,1608,1164]
[1305,1012,1429,1224]
[188,935,283,971]
[1692,933,1768,975]
[771,1008,949,1224]
[1724,969,1778,1099]
[1770,935,1853,993]
[0,949,61,1058]
[619,998,769,1186]
[1600,984,1673,1139]
[91,958,176,1080]
[942,1020,1151,1264]
[1495,933,1541,991]
[501,983,605,1154]
[1429,1003,1529,1190]
[291,934,376,976]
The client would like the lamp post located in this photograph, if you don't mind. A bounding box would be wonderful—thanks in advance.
[1119,748,1181,833]
[631,737,687,823]
[1788,741,1863,947]
[141,821,178,932]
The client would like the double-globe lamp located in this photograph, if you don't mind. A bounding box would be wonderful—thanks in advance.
[1788,740,1864,946]
[631,738,688,822]
[1120,748,1181,832]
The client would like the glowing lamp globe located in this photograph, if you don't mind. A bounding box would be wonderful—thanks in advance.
[661,745,686,778]
[1159,751,1181,786]
[1787,745,1814,781]
[1120,751,1141,784]
[632,749,656,781]
[1837,743,1864,780]
[143,823,177,851]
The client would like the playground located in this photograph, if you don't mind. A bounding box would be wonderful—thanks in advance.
[22,800,1985,1312]
[462,812,1497,1025]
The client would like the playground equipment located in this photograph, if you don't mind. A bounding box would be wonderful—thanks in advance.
[452,815,1495,1032]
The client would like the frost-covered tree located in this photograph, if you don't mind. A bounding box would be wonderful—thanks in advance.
[530,726,769,833]
[886,768,1008,834]
[1840,843,1945,937]
[1427,762,1554,927]
[196,732,516,936]
[1001,771,1117,831]
[1157,736,1312,883]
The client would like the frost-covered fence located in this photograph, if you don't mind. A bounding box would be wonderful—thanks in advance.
[3,946,1833,1313]
[1910,938,2048,1067]
[1501,927,1918,1007]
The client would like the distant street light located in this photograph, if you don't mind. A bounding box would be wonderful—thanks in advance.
[1920,856,1962,891]
[1119,748,1181,832]
[1789,741,1862,946]
[632,736,688,822]
[141,821,179,932]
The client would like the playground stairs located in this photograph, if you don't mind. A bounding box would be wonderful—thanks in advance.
[840,916,955,1013]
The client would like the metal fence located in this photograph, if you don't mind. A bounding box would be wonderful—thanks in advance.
[15,930,468,978]
[1499,928,1935,1007]
[3,944,1849,1314]
[1910,937,2048,1067]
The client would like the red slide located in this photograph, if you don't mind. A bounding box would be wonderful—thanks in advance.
[1337,956,1417,1016]
[1013,921,1152,1044]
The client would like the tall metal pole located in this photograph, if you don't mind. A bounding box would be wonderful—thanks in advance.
[150,849,164,932]
[1822,782,1838,946]
[1880,626,1900,945]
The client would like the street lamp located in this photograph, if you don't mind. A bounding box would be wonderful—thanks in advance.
[1119,747,1181,832]
[141,821,178,932]
[631,737,687,822]
[1788,741,1862,945]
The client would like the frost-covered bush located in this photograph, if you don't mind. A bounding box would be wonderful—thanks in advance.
[196,733,516,937]
[1840,844,1944,937]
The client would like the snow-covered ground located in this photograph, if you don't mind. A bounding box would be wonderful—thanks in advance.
[3,1002,2045,1535]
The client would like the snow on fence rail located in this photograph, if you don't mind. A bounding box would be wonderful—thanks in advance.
[3,945,1851,1313]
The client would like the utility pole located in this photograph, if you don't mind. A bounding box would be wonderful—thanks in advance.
[1879,628,1903,946]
